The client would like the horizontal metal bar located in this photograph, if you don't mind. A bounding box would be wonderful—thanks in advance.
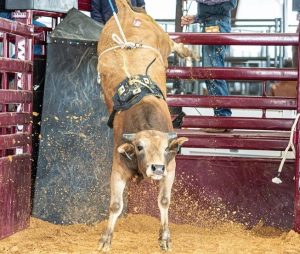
[32,10,65,18]
[232,19,280,22]
[167,67,297,81]
[0,90,32,104]
[0,18,33,37]
[183,56,277,63]
[226,56,275,62]
[176,129,290,139]
[176,154,294,163]
[0,133,31,149]
[0,113,32,127]
[167,95,297,110]
[159,19,280,23]
[169,33,298,46]
[181,116,294,131]
[232,25,279,28]
[34,27,52,34]
[180,136,288,151]
[0,57,33,73]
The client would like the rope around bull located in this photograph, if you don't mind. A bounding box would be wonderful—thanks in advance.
[98,0,164,81]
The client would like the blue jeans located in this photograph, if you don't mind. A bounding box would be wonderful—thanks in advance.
[202,17,232,117]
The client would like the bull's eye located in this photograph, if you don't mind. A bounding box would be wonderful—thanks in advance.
[137,145,143,151]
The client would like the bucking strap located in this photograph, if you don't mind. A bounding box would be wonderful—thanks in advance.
[108,75,165,128]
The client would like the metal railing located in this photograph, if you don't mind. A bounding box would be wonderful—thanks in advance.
[0,14,34,239]
[166,31,300,231]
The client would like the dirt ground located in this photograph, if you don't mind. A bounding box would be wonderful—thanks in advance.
[0,214,300,254]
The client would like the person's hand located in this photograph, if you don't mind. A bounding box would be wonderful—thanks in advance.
[181,15,195,26]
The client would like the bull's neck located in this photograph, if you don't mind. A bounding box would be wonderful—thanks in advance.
[121,98,172,133]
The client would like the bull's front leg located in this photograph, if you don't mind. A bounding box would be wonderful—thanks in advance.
[99,170,127,252]
[158,161,175,251]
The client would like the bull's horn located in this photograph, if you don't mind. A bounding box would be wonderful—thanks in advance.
[167,132,177,140]
[123,133,136,141]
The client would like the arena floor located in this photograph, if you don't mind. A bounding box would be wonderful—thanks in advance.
[0,214,300,254]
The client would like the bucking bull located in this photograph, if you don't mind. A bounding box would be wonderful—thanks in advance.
[97,0,192,251]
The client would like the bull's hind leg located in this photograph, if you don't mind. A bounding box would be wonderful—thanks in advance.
[99,170,126,252]
[158,161,175,251]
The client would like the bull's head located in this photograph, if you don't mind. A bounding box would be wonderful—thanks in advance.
[117,130,188,180]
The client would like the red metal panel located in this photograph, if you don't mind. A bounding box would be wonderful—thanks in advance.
[0,58,33,73]
[181,116,294,130]
[167,95,297,110]
[0,113,32,127]
[169,32,298,46]
[0,154,31,240]
[0,133,31,150]
[0,90,32,104]
[128,156,294,228]
[167,67,297,81]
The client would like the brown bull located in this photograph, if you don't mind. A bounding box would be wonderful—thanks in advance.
[270,81,297,97]
[97,0,188,252]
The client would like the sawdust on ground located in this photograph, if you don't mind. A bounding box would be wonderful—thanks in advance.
[0,214,300,254]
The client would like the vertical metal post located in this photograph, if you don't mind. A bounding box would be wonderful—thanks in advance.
[13,10,34,155]
[275,18,283,68]
[295,17,300,232]
[175,0,183,33]
[282,0,289,61]
[1,33,8,157]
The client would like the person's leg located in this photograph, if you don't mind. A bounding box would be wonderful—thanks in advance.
[202,18,232,117]
[203,44,232,116]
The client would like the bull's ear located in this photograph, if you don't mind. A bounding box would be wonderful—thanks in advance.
[118,143,135,160]
[168,137,188,153]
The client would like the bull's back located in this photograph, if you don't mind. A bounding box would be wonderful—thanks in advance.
[97,2,171,112]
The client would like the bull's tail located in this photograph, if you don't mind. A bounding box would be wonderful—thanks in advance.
[171,40,199,61]
[115,0,134,16]
[115,0,147,20]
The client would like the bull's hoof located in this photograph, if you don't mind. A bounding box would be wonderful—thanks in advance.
[159,238,172,251]
[159,228,172,251]
[98,233,112,252]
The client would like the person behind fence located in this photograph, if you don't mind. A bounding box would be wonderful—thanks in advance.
[91,0,145,24]
[181,0,237,133]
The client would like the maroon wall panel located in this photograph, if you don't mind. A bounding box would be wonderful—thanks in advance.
[0,154,31,239]
[128,156,295,229]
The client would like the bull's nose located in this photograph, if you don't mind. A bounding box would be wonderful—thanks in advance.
[151,164,165,175]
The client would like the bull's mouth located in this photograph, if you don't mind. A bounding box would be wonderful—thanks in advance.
[146,168,166,181]
[150,174,163,180]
